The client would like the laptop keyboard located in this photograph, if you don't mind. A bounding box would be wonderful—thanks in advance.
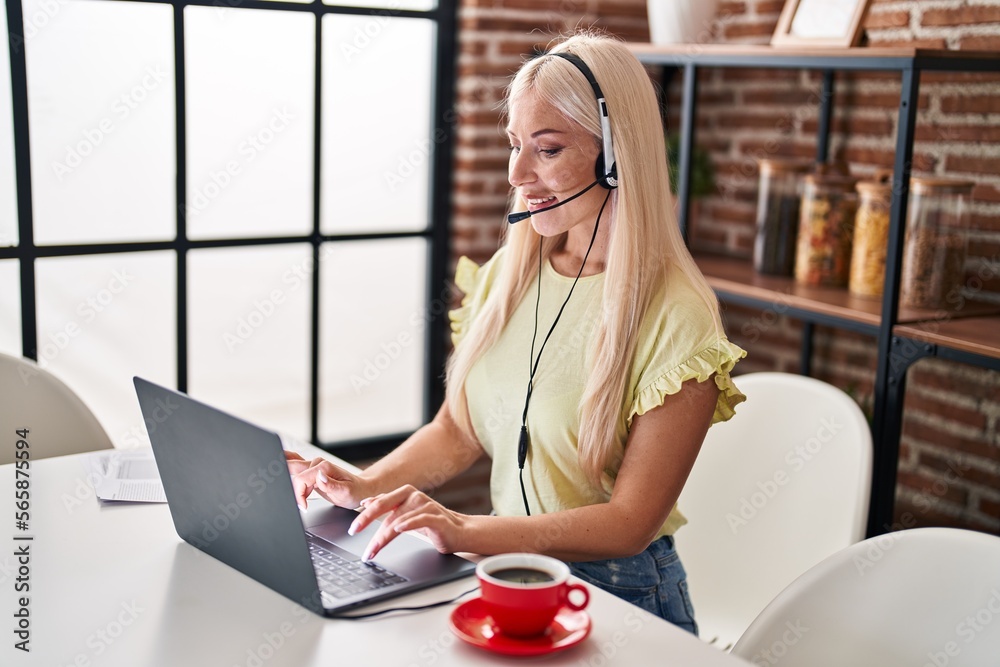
[306,533,409,599]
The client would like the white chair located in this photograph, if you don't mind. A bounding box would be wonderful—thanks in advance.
[0,352,113,464]
[732,527,1000,665]
[674,371,872,649]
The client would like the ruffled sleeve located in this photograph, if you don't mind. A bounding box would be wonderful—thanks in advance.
[627,338,747,428]
[448,256,479,347]
[448,250,504,348]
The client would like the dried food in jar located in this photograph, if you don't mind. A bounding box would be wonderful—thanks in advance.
[900,177,974,310]
[849,174,892,297]
[795,173,858,287]
[754,159,812,276]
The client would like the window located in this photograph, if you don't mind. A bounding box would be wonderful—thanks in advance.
[1,0,456,457]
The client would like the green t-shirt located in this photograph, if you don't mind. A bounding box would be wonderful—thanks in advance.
[450,247,746,538]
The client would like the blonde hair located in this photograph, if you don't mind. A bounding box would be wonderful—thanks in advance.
[445,32,721,491]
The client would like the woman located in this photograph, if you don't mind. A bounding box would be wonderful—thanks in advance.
[288,32,745,634]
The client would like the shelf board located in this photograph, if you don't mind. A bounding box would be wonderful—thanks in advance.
[893,318,1000,361]
[695,252,881,330]
[695,252,1000,332]
[628,43,1000,71]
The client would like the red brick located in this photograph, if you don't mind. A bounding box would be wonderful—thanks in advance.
[460,41,487,56]
[944,154,1000,177]
[957,464,1000,492]
[909,365,994,402]
[841,146,937,172]
[801,116,894,136]
[914,124,1000,143]
[903,414,990,452]
[714,112,789,130]
[866,37,949,49]
[454,155,508,172]
[979,496,1000,520]
[972,185,1000,205]
[922,6,1000,28]
[865,10,910,30]
[705,201,755,225]
[921,71,1000,84]
[723,20,778,39]
[594,0,648,19]
[453,179,485,195]
[836,89,931,110]
[940,95,1000,114]
[719,2,748,16]
[743,89,821,106]
[968,213,1000,234]
[458,62,519,79]
[755,0,785,14]
[907,392,988,432]
[961,34,1000,51]
[897,470,969,506]
[454,202,506,218]
[700,90,739,106]
[497,39,549,56]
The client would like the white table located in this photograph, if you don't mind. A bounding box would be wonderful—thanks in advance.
[0,446,751,666]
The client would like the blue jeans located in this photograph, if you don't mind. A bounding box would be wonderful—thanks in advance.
[568,535,698,635]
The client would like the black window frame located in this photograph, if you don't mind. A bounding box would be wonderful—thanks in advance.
[2,0,458,460]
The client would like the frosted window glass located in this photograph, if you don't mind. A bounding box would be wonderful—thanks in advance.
[185,7,314,240]
[321,16,434,234]
[319,238,426,441]
[323,0,436,9]
[0,261,20,356]
[188,245,311,440]
[35,252,176,449]
[0,7,16,247]
[26,0,175,245]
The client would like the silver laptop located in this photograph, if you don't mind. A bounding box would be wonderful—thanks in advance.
[134,377,476,616]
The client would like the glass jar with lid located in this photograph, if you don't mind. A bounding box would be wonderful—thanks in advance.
[900,177,974,310]
[753,158,813,276]
[849,171,893,298]
[794,169,858,288]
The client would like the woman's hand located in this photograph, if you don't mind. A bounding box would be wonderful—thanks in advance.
[284,451,314,476]
[289,455,373,512]
[348,485,466,561]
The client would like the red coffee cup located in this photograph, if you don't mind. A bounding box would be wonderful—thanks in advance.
[476,553,590,638]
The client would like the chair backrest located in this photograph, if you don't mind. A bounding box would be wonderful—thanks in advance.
[674,371,872,647]
[0,352,113,464]
[732,527,1000,665]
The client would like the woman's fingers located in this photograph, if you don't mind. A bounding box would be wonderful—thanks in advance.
[351,486,458,561]
[291,466,319,511]
[292,460,365,510]
[284,450,312,476]
[348,486,414,536]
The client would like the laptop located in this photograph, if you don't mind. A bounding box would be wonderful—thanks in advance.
[133,376,476,616]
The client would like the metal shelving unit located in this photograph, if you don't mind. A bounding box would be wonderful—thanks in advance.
[630,43,1000,537]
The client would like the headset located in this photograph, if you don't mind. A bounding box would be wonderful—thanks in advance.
[512,49,617,516]
[553,52,618,190]
[506,51,618,225]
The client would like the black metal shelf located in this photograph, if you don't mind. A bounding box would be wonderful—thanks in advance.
[631,43,1000,538]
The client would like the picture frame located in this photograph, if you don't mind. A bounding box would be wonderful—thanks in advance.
[771,0,872,48]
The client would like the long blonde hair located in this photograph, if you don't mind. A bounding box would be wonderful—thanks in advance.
[445,33,720,491]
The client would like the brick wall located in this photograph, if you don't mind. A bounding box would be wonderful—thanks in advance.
[442,0,1000,534]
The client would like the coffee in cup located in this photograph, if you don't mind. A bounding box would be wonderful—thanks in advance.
[476,553,589,638]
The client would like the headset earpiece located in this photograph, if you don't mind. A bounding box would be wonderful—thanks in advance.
[595,152,618,190]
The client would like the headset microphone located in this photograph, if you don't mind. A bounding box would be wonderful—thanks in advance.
[506,177,603,224]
